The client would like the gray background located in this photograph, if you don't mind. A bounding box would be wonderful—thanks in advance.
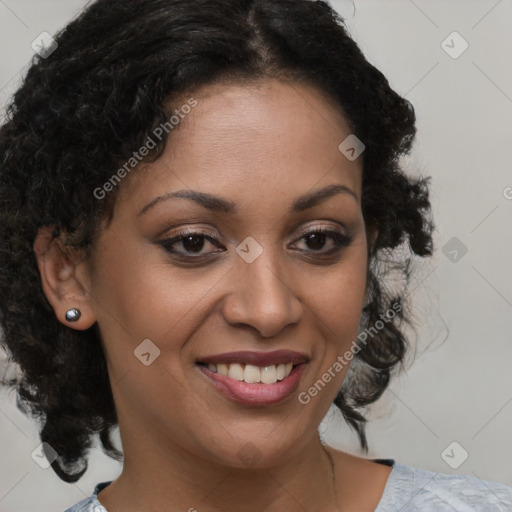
[1,0,511,510]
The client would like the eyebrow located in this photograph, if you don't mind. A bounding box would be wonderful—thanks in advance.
[138,183,358,217]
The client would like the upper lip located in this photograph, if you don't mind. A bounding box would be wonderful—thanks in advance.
[197,350,310,367]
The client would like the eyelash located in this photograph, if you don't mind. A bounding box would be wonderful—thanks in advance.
[158,227,354,261]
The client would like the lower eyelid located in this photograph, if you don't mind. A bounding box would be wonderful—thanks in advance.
[291,232,353,250]
[159,236,353,261]
[160,234,220,249]
[159,228,352,255]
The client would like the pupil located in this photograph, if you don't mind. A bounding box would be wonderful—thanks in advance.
[306,232,326,250]
[183,235,204,252]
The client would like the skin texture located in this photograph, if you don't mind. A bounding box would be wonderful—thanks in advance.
[34,79,391,511]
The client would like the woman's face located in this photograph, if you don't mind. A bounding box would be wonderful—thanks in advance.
[84,78,368,468]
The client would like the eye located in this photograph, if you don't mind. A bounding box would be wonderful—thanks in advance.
[157,226,353,261]
[158,230,225,259]
[290,227,353,255]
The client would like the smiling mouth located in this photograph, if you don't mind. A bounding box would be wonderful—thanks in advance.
[197,362,295,385]
[196,350,309,405]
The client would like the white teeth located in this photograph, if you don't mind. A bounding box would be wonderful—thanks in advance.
[204,362,295,384]
[217,363,228,376]
[244,364,260,383]
[261,365,277,384]
[228,363,244,381]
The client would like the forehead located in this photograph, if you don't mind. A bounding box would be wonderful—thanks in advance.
[117,79,362,213]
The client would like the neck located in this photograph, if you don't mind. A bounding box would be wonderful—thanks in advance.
[99,427,340,512]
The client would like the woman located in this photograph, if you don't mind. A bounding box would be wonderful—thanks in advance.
[0,0,510,510]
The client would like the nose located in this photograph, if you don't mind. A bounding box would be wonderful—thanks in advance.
[221,249,303,338]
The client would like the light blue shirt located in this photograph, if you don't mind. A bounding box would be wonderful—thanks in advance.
[62,459,512,511]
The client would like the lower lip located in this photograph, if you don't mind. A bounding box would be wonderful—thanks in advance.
[198,364,307,406]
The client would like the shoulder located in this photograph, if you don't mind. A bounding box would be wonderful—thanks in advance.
[377,461,512,512]
[62,481,110,512]
[61,497,100,512]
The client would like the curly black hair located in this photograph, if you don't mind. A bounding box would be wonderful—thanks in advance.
[0,0,434,483]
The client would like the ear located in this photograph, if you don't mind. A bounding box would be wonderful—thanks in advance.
[33,226,96,330]
[364,222,379,307]
[365,221,379,256]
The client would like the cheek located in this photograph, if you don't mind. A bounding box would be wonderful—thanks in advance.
[91,228,367,381]
[89,239,231,375]
[314,249,367,338]
[295,265,366,416]
[307,246,367,384]
[90,237,215,333]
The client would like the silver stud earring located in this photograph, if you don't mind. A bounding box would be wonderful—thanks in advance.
[65,308,81,322]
